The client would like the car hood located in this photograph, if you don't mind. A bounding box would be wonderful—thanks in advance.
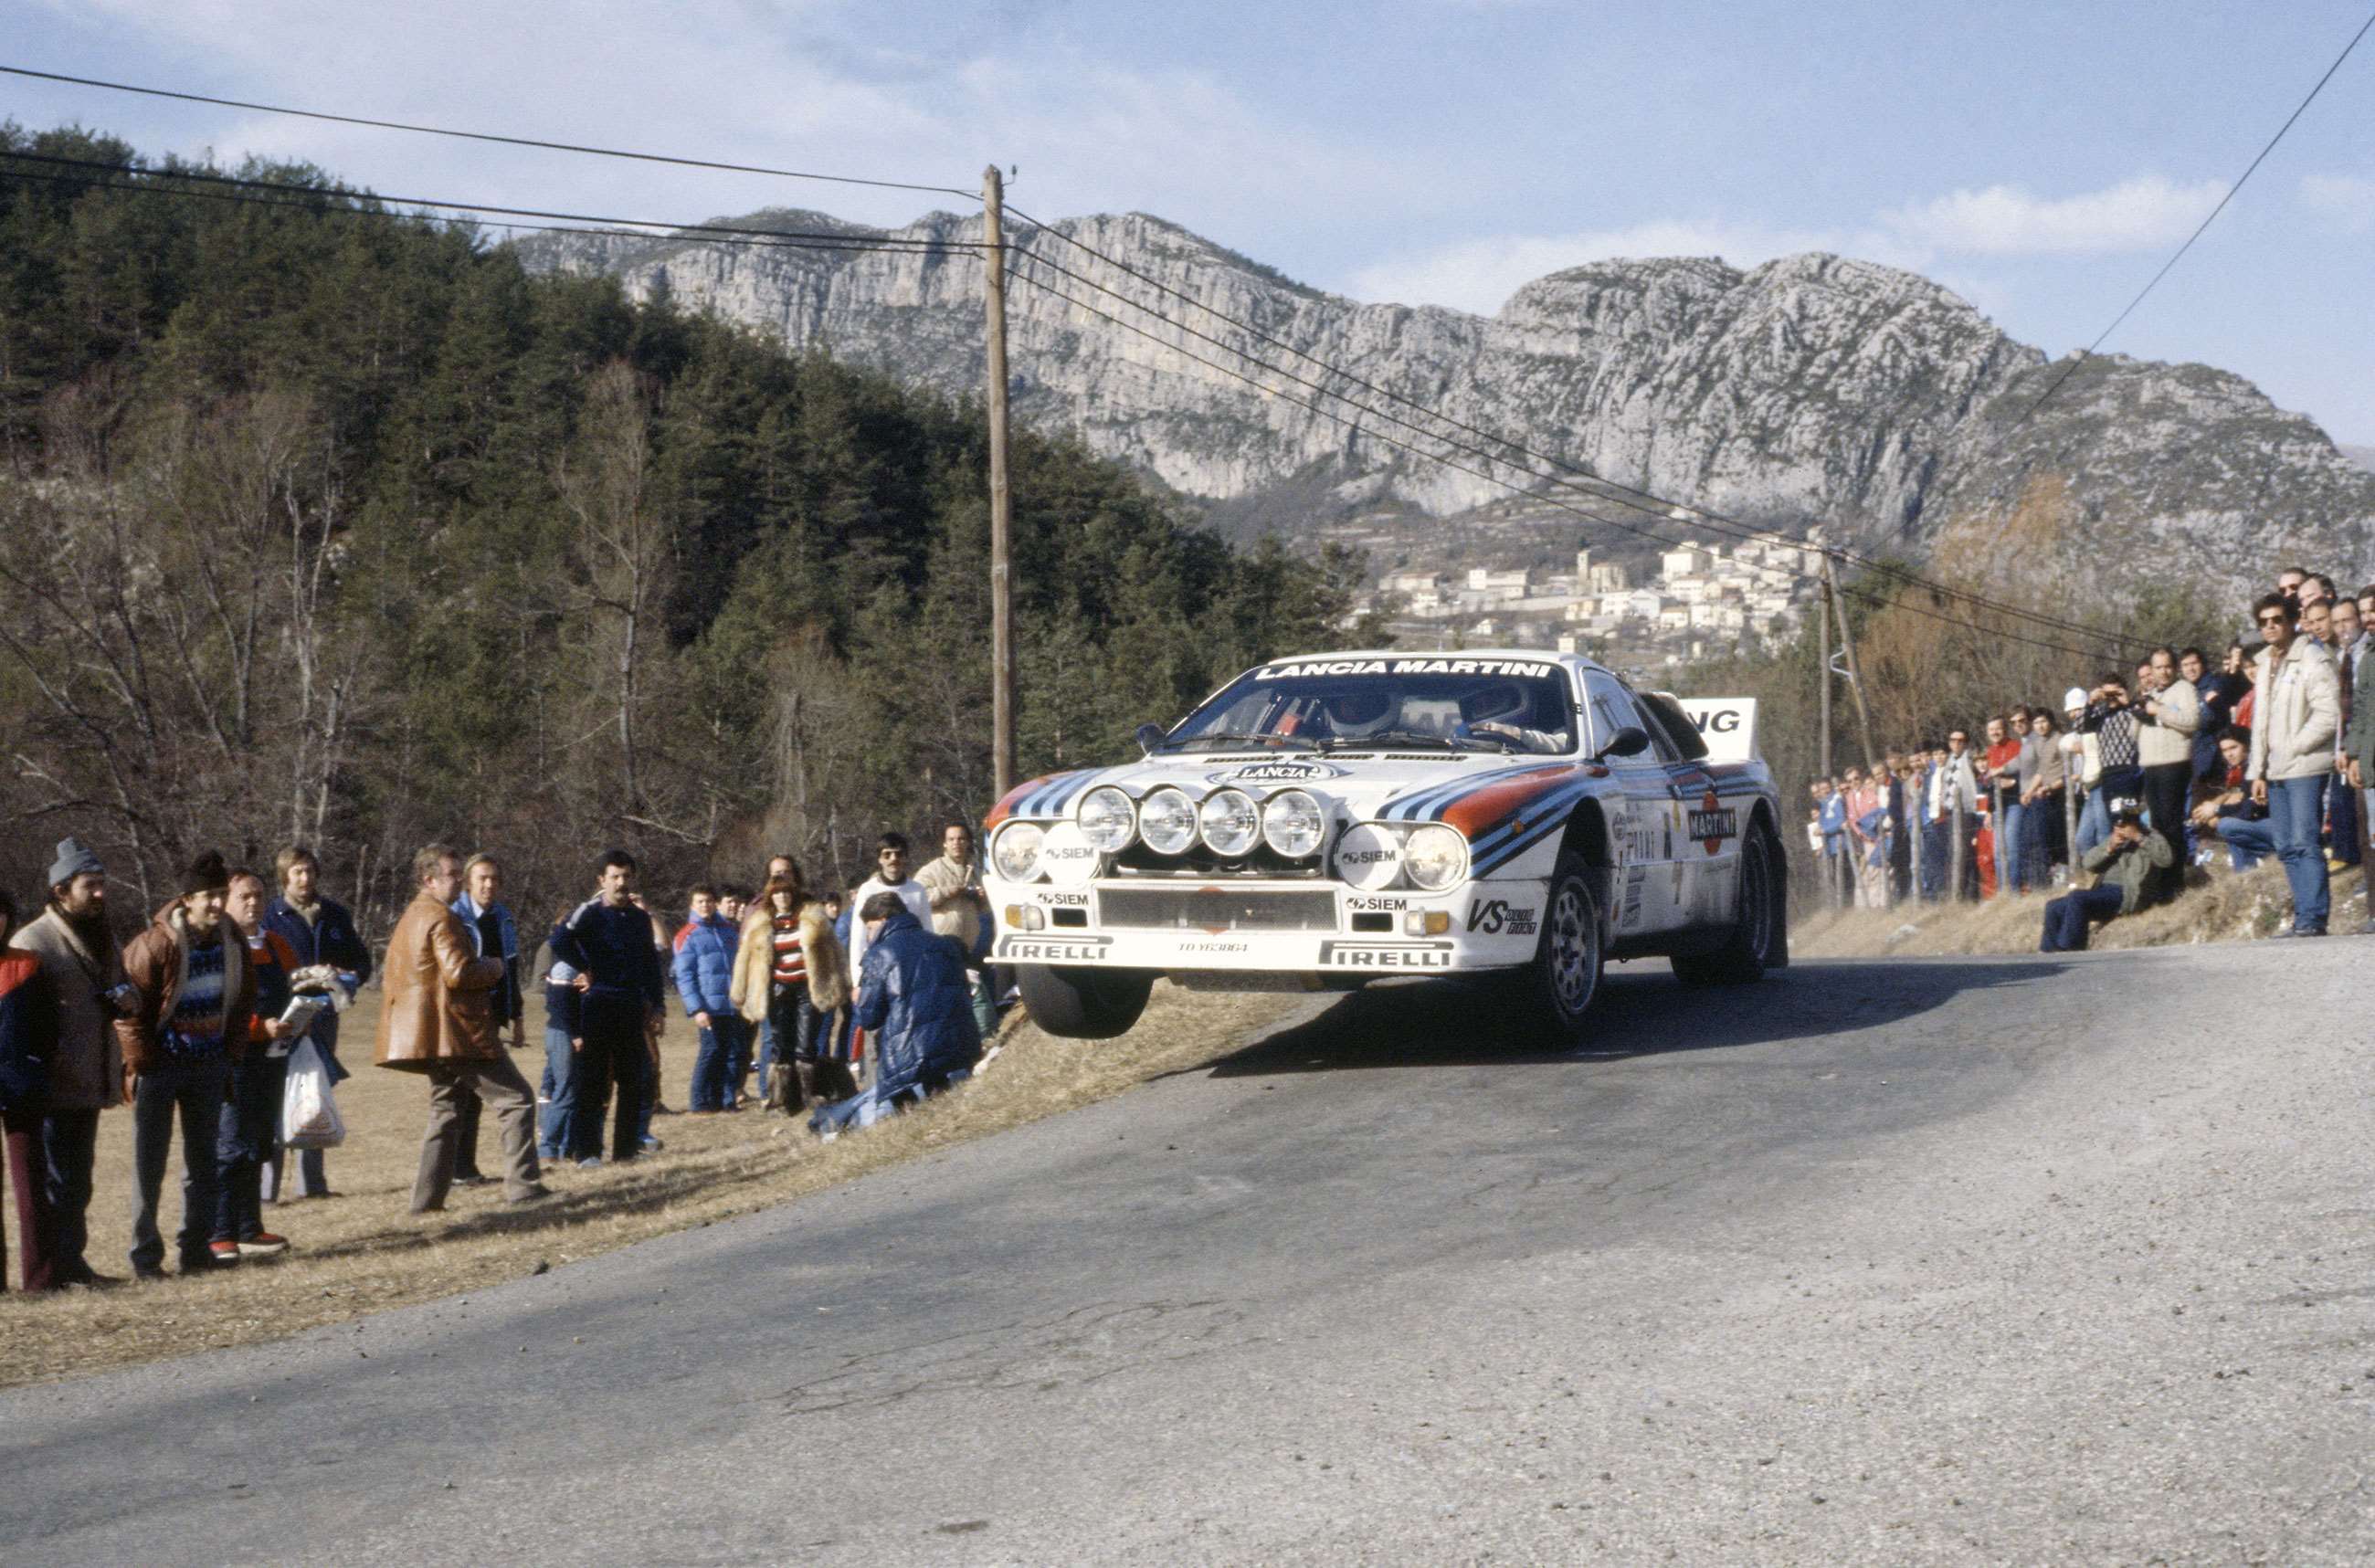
[993,749,1586,828]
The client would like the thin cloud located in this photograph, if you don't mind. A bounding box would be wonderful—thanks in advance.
[2299,173,2375,232]
[1881,174,2225,257]
[1347,174,2230,312]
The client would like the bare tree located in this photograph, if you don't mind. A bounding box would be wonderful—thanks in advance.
[555,361,670,821]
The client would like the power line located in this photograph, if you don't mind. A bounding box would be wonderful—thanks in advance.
[1006,203,2137,654]
[1003,250,2128,664]
[0,63,976,199]
[1006,215,2137,654]
[1999,7,2375,435]
[0,164,990,265]
[1,151,989,251]
[5,58,2137,649]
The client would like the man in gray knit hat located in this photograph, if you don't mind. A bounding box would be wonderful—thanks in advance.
[9,837,133,1287]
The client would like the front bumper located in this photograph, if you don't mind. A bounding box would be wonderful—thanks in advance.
[984,876,1548,974]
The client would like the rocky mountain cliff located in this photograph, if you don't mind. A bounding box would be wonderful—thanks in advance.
[516,210,2375,605]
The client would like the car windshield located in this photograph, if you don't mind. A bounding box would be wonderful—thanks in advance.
[1160,657,1578,755]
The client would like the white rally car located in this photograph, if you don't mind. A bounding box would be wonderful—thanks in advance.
[982,649,1787,1042]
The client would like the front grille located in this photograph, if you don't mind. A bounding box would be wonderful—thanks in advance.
[1099,887,1338,932]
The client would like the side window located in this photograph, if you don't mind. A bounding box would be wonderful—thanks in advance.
[1580,671,1644,757]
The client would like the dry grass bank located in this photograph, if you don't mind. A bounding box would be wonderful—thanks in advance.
[0,982,1304,1389]
[1792,859,2369,959]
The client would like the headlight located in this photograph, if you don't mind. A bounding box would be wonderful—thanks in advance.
[1261,789,1326,858]
[1139,787,1198,855]
[1198,788,1261,857]
[1038,821,1101,888]
[990,820,1046,881]
[1403,824,1469,891]
[1077,785,1136,852]
[1333,822,1403,891]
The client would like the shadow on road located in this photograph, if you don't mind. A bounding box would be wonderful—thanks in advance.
[1202,956,2071,1078]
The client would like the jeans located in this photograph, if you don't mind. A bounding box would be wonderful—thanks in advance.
[539,1025,577,1159]
[1995,801,2027,894]
[689,1016,747,1111]
[2075,786,2110,858]
[130,1054,232,1272]
[40,1109,100,1283]
[2266,774,2331,931]
[2215,813,2272,870]
[2040,885,2125,952]
[216,1052,288,1243]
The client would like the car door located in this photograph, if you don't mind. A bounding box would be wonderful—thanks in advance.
[1580,669,1679,935]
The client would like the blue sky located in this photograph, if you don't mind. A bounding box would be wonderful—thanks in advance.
[10,0,2374,441]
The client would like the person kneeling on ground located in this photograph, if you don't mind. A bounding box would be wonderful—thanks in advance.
[2039,799,2172,953]
[811,893,980,1139]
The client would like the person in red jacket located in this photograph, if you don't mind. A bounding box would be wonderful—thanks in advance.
[1,889,64,1292]
[216,871,300,1260]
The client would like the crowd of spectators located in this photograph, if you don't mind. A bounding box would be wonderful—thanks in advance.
[1804,568,2373,952]
[0,824,1000,1291]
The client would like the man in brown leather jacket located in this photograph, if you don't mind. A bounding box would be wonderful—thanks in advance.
[377,844,547,1212]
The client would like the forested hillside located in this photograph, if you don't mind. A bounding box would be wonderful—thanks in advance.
[0,126,1373,929]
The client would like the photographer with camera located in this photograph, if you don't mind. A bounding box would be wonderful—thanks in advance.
[2039,798,2172,952]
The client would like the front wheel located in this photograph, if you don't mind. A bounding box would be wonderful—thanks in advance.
[1016,964,1155,1040]
[1672,821,1784,986]
[1494,851,1605,1046]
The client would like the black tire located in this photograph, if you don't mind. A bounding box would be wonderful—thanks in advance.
[1672,820,1783,986]
[1016,964,1155,1040]
[1496,850,1605,1047]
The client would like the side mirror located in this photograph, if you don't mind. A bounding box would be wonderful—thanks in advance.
[1597,725,1651,762]
[1135,722,1168,757]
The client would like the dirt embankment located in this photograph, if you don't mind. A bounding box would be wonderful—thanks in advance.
[1792,859,2370,959]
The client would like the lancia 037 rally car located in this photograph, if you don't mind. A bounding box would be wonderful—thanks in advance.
[980,650,1787,1042]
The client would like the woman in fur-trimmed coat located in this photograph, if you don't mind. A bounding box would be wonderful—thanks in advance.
[732,873,849,1113]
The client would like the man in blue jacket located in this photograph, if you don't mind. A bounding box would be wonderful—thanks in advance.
[813,895,979,1137]
[448,854,523,1184]
[261,846,373,1199]
[670,886,743,1113]
[554,849,666,1165]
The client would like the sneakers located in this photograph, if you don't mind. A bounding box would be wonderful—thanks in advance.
[238,1233,290,1258]
[2273,922,2329,939]
[575,1156,604,1170]
[505,1184,554,1205]
[205,1240,243,1267]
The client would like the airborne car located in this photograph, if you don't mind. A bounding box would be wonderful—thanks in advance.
[981,649,1786,1041]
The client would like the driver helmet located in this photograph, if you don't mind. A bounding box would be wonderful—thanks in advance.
[1458,684,1527,726]
[1322,688,1394,738]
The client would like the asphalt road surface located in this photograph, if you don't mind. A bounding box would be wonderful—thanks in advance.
[5,942,2370,1565]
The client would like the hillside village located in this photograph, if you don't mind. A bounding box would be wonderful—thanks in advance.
[1351,527,1831,667]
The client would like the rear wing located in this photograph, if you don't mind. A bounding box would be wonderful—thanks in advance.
[1676,698,1760,764]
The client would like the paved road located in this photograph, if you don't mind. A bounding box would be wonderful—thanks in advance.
[5,944,2370,1564]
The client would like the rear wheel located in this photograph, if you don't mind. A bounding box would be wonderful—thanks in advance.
[1672,821,1782,986]
[1016,964,1155,1040]
[1495,851,1604,1046]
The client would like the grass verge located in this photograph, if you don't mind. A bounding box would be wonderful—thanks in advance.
[0,982,1305,1390]
[1793,858,2368,958]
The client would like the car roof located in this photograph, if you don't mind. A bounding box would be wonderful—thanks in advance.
[1257,648,1609,677]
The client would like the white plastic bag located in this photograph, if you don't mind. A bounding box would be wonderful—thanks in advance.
[281,1037,346,1150]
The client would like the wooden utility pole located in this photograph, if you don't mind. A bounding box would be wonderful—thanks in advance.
[1824,553,1879,773]
[983,164,1017,799]
[1817,570,1833,784]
